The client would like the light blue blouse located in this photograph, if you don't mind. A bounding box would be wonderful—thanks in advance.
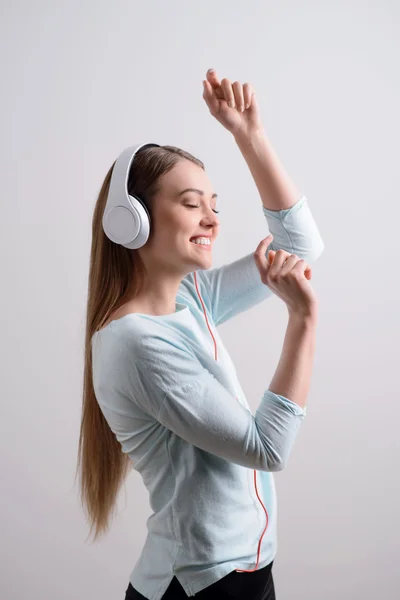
[91,194,324,599]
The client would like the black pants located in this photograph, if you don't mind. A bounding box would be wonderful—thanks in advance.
[125,560,275,599]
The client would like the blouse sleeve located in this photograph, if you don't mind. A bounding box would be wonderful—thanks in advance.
[124,330,307,472]
[194,195,324,326]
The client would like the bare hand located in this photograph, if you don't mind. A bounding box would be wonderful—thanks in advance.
[254,234,318,316]
[202,68,263,138]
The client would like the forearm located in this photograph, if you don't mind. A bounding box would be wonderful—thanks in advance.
[268,311,318,409]
[234,128,302,211]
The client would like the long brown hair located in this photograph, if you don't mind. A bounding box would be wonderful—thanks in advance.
[75,145,205,542]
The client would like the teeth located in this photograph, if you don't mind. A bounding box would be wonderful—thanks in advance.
[191,237,211,245]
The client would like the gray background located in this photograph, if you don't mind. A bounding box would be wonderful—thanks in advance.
[1,1,399,598]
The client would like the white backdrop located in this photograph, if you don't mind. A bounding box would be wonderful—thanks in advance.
[1,1,399,598]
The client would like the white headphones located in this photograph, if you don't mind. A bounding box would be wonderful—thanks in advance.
[102,143,161,249]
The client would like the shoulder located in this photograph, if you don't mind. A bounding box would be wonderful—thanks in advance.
[178,270,212,317]
[95,317,189,363]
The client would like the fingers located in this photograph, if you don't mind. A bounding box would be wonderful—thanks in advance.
[205,69,254,111]
[221,78,247,111]
[243,83,253,110]
[232,81,245,112]
[279,254,313,281]
[292,259,312,278]
[278,253,300,275]
[268,250,276,265]
[202,79,219,113]
[205,69,225,103]
[254,234,274,271]
[268,249,293,277]
[254,237,313,282]
[206,68,222,91]
[221,78,236,108]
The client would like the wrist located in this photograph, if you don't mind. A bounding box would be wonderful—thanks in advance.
[233,127,266,146]
[288,304,319,324]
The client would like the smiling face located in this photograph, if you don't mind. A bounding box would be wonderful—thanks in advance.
[138,159,220,275]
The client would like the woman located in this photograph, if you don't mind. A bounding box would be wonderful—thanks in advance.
[76,68,324,599]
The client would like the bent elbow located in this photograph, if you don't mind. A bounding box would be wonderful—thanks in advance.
[272,460,286,472]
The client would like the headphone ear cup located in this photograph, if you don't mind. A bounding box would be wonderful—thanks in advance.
[103,194,151,249]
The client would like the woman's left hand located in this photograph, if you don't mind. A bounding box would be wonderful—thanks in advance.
[202,68,263,139]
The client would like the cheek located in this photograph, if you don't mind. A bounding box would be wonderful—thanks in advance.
[153,210,195,246]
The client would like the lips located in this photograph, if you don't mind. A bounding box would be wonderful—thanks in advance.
[190,238,212,250]
[190,239,212,245]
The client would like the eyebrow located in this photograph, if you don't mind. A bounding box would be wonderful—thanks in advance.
[177,188,218,199]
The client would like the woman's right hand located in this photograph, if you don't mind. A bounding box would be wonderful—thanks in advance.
[254,234,318,317]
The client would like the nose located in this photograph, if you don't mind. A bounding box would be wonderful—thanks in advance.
[203,208,220,228]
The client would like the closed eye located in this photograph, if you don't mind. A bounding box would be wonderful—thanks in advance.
[186,204,220,214]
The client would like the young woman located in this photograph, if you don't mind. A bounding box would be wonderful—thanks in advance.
[76,69,324,600]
